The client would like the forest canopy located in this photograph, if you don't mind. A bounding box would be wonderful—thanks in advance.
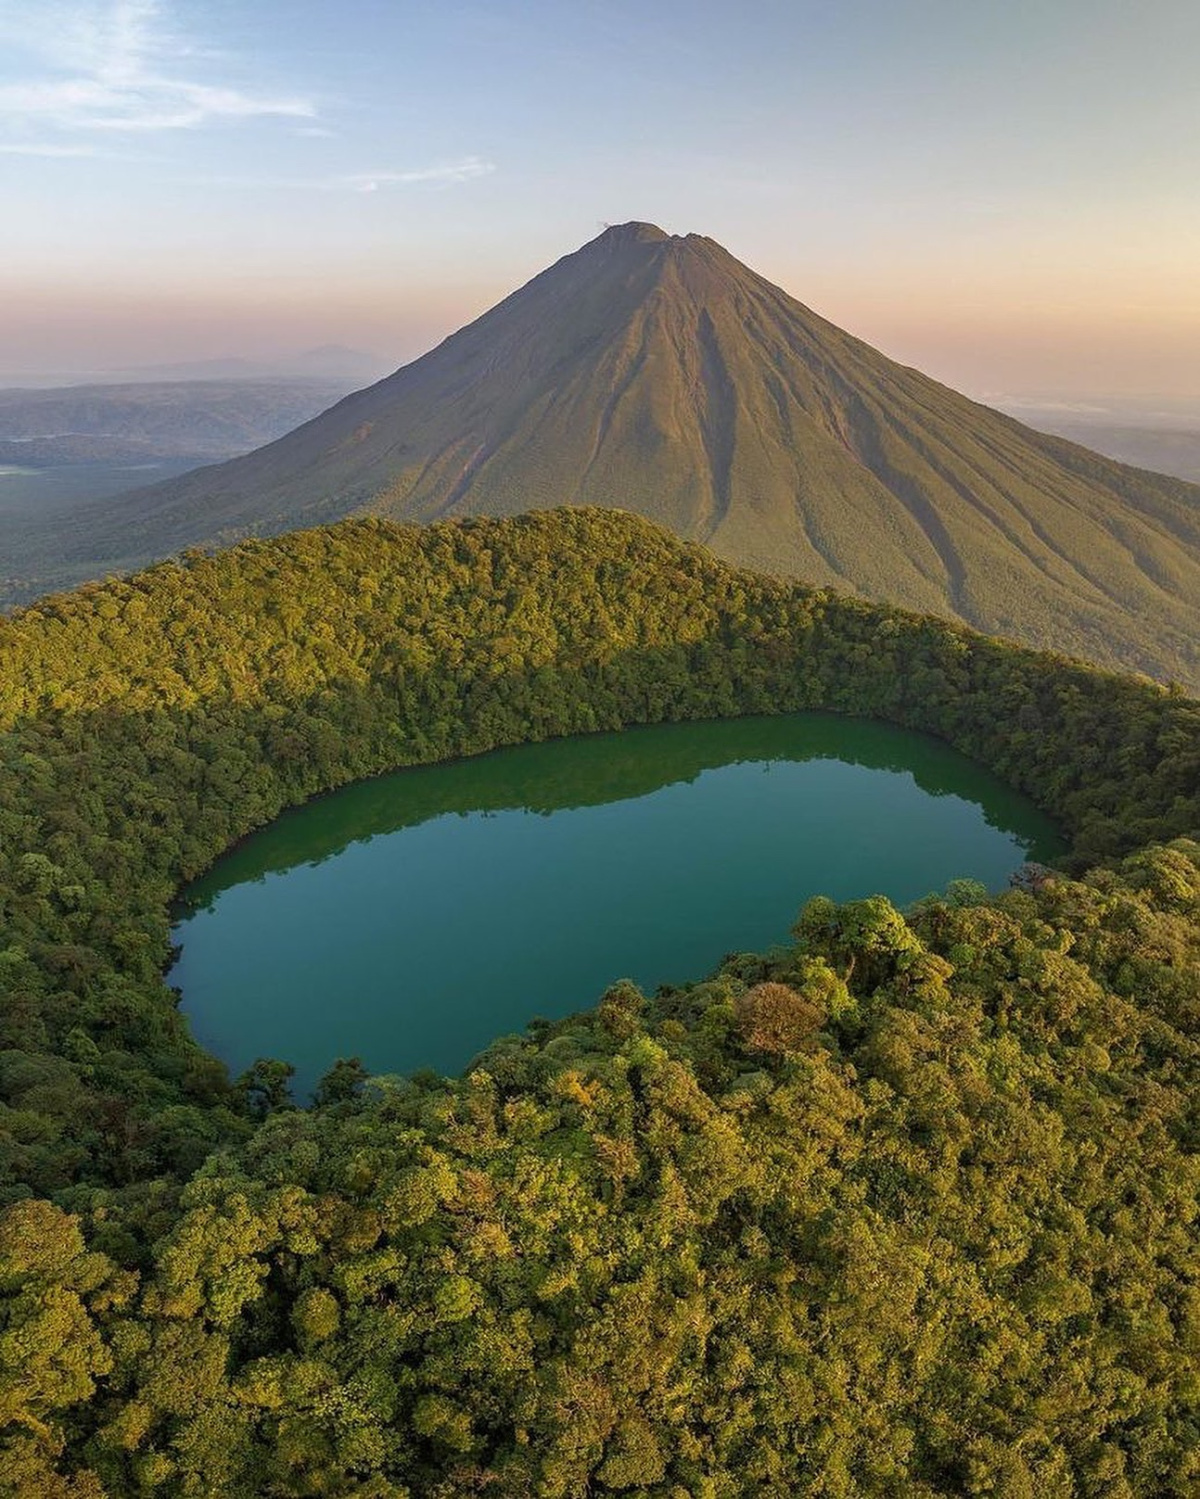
[0,508,1196,1496]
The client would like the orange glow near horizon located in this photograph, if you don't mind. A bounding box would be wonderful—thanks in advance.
[5,248,1197,403]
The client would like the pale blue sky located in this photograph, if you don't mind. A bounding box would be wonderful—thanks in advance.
[2,0,1197,396]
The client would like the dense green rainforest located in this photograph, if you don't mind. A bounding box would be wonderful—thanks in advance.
[0,509,1196,1497]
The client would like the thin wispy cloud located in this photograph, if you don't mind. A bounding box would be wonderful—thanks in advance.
[0,1,314,139]
[0,140,113,157]
[173,157,497,193]
[343,158,495,193]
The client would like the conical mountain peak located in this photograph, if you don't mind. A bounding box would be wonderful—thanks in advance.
[593,221,671,245]
[580,221,731,270]
[32,224,1200,689]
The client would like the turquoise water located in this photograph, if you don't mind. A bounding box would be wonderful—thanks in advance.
[171,714,1063,1097]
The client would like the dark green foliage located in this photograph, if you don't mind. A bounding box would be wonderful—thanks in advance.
[0,507,1196,1494]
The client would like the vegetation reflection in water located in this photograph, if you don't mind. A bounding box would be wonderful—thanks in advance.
[171,713,1064,1096]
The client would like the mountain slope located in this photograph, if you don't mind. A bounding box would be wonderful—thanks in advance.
[13,222,1200,687]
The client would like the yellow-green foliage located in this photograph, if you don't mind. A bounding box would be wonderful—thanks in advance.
[0,509,1196,1495]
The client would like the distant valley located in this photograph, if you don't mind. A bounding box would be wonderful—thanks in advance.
[0,376,368,469]
[0,377,364,599]
[1000,402,1200,485]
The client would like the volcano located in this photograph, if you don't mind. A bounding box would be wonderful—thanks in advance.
[21,221,1200,687]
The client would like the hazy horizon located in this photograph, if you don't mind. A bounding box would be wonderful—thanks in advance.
[2,2,1198,403]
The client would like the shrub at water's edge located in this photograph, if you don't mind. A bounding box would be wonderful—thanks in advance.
[0,508,1197,1495]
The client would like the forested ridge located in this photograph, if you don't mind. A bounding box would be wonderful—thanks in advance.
[0,508,1196,1496]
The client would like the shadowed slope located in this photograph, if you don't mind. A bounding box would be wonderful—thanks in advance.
[16,222,1200,687]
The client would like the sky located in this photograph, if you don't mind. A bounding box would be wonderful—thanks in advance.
[1,0,1198,401]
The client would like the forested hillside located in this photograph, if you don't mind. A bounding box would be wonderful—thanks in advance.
[0,510,1196,1495]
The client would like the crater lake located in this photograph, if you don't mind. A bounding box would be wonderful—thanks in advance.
[170,713,1064,1097]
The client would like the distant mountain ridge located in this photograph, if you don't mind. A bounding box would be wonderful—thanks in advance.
[0,346,389,388]
[0,378,363,464]
[11,222,1200,688]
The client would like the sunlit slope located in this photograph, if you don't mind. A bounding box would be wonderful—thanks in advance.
[38,222,1200,687]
